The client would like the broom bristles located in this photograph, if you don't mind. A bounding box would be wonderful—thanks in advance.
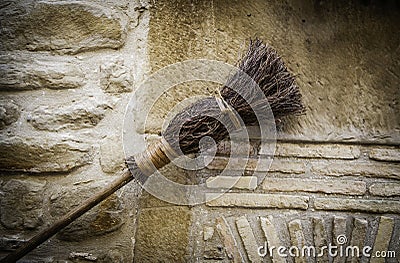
[222,38,305,122]
[164,39,305,155]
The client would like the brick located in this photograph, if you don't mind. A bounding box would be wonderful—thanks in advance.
[369,148,400,162]
[260,216,287,263]
[236,216,261,263]
[206,193,309,209]
[369,183,400,197]
[207,157,305,174]
[262,178,366,195]
[313,198,400,213]
[312,217,329,263]
[206,176,257,190]
[372,216,395,263]
[349,218,368,263]
[216,216,244,262]
[332,216,347,263]
[311,161,400,179]
[288,219,307,263]
[275,143,360,160]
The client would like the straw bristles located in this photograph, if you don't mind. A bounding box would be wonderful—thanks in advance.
[164,39,305,155]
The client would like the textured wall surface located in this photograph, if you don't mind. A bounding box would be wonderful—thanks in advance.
[135,0,400,262]
[0,0,399,262]
[0,0,150,261]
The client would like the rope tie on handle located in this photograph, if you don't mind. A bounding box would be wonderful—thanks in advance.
[215,90,242,129]
[134,137,178,176]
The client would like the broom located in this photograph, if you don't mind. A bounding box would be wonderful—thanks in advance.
[1,39,304,262]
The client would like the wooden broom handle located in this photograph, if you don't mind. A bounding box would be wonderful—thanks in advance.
[1,138,175,262]
[0,169,133,263]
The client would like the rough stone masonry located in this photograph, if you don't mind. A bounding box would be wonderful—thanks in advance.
[0,0,399,262]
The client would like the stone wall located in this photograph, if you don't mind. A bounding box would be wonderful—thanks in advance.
[135,1,400,262]
[1,0,399,262]
[0,0,150,261]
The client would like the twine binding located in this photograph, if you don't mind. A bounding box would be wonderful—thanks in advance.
[134,137,178,176]
[216,90,242,129]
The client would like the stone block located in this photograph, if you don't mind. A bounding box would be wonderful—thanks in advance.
[288,219,307,263]
[49,181,125,241]
[349,218,367,263]
[102,249,127,263]
[275,143,360,159]
[260,216,287,263]
[215,216,244,262]
[203,228,225,261]
[100,134,125,174]
[369,148,400,162]
[142,0,218,134]
[0,1,128,54]
[148,0,215,71]
[134,206,191,262]
[312,217,328,263]
[136,162,192,207]
[269,159,306,174]
[0,236,25,251]
[369,182,400,197]
[206,176,257,190]
[0,137,93,173]
[0,101,20,129]
[206,193,309,209]
[372,216,395,263]
[69,252,97,262]
[313,198,400,213]
[236,216,261,263]
[207,157,305,174]
[137,191,175,209]
[0,179,45,230]
[203,226,214,241]
[311,161,400,179]
[203,243,225,260]
[332,216,347,263]
[262,178,366,195]
[0,52,85,91]
[100,58,133,94]
[29,99,110,131]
